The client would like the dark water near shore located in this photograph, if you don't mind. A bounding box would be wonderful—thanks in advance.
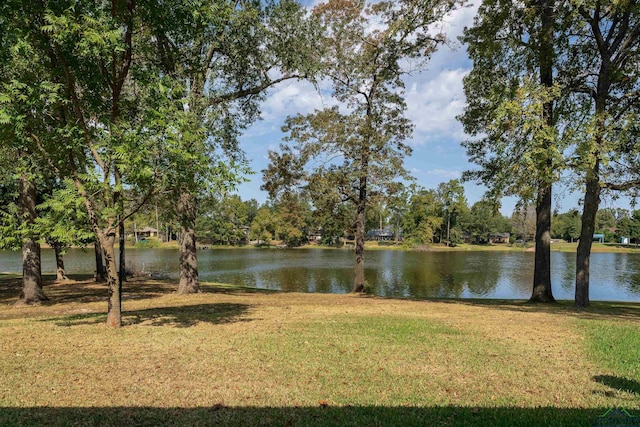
[2,248,639,301]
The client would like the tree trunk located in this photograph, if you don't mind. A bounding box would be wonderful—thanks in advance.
[19,238,46,304]
[100,232,122,327]
[529,0,555,303]
[530,184,554,302]
[395,215,400,245]
[73,178,122,326]
[16,174,47,305]
[52,242,68,281]
[353,178,367,293]
[575,162,601,308]
[574,38,609,307]
[446,213,451,247]
[177,190,200,294]
[94,240,106,282]
[119,220,126,284]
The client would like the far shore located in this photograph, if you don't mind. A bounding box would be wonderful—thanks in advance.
[29,239,640,254]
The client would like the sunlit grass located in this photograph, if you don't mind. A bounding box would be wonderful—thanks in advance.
[0,276,639,426]
[551,241,640,253]
[581,320,640,381]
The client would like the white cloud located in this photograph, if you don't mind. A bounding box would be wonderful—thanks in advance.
[240,79,332,139]
[260,80,324,121]
[404,68,469,146]
[400,3,481,147]
[441,2,481,42]
[425,168,462,180]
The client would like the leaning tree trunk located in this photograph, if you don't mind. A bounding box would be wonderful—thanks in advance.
[575,162,601,308]
[575,70,608,308]
[529,0,555,303]
[16,174,47,305]
[51,241,68,281]
[353,177,367,293]
[177,190,200,294]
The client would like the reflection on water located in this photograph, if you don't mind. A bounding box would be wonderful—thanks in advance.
[1,248,639,301]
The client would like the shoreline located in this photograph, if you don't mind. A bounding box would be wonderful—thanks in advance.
[14,240,640,254]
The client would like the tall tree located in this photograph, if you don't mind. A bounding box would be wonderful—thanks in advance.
[17,174,46,303]
[386,182,411,245]
[268,0,463,292]
[403,188,443,246]
[460,0,565,302]
[562,1,640,307]
[463,199,510,244]
[436,179,468,246]
[196,195,250,245]
[0,14,54,304]
[551,209,581,242]
[250,205,278,245]
[511,204,537,244]
[149,0,319,294]
[1,0,181,326]
[0,154,47,305]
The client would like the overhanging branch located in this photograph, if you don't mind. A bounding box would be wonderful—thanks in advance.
[603,180,640,191]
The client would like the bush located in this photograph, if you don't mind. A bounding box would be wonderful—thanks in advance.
[134,237,161,248]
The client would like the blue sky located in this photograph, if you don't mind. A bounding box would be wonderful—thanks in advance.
[233,2,631,216]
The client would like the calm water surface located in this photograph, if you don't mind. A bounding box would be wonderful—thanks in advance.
[1,248,639,301]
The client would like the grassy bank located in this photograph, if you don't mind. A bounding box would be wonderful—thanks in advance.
[205,240,640,253]
[1,276,639,426]
[405,241,640,253]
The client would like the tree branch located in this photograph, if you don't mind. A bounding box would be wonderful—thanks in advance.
[50,41,107,175]
[612,23,640,69]
[613,89,640,120]
[30,132,61,176]
[210,74,302,104]
[603,180,640,191]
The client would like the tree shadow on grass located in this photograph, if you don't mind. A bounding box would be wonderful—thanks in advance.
[0,275,172,306]
[199,281,280,295]
[44,303,253,328]
[0,405,633,427]
[0,276,26,304]
[431,298,640,322]
[594,375,640,396]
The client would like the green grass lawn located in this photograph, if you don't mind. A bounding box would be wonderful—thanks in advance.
[1,276,639,426]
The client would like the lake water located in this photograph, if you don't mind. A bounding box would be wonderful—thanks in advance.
[1,248,639,301]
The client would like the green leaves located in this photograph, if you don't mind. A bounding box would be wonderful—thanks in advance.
[462,0,640,205]
[403,189,443,245]
[35,180,93,247]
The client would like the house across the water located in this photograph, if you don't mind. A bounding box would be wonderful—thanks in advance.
[137,227,159,238]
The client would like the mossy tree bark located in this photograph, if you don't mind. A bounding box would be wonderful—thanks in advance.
[177,190,200,294]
